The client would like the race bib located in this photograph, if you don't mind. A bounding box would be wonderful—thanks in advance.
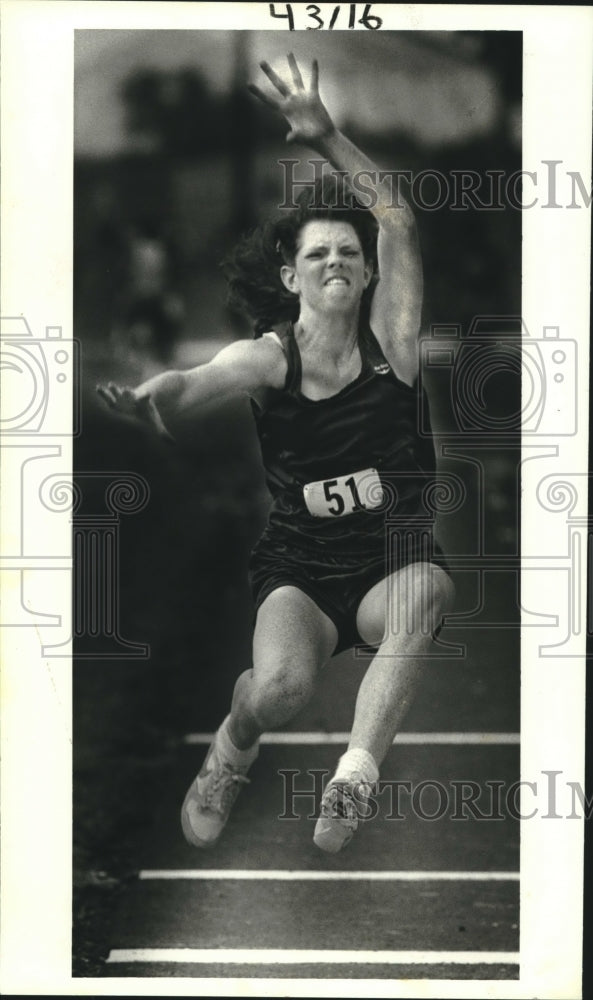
[303,467,383,518]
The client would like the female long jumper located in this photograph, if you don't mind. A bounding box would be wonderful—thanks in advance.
[98,55,455,854]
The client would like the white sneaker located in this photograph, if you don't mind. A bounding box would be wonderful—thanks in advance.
[313,778,375,854]
[181,736,256,849]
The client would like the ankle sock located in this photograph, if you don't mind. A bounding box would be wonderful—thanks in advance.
[216,715,259,768]
[332,747,379,786]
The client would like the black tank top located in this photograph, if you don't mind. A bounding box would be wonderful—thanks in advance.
[251,320,437,556]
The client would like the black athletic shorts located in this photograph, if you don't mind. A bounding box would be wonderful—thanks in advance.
[248,529,451,656]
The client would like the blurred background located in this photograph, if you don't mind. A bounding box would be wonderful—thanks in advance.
[75,29,521,359]
[73,29,522,973]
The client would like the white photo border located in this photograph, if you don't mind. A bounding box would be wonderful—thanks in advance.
[1,2,591,997]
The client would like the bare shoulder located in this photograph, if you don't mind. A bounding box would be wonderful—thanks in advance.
[249,333,288,391]
[374,326,419,388]
[209,333,288,395]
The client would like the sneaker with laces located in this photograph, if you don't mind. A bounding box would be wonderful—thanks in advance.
[313,778,375,854]
[181,737,255,849]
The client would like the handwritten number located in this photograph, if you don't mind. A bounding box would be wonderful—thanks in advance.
[269,3,295,29]
[328,6,340,28]
[358,3,382,29]
[306,4,324,29]
[268,2,381,30]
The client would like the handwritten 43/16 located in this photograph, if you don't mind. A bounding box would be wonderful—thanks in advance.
[269,3,382,30]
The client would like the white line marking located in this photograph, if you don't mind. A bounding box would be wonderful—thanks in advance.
[107,948,520,966]
[183,731,520,746]
[139,869,519,882]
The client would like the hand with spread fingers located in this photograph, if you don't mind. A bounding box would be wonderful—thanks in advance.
[96,382,175,443]
[249,53,335,147]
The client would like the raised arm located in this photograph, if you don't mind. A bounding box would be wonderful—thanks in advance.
[97,336,286,441]
[250,54,422,385]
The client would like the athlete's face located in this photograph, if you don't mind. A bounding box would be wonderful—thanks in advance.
[280,220,373,314]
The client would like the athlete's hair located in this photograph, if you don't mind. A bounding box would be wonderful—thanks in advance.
[222,175,379,336]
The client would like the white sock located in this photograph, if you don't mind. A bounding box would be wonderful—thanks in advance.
[332,747,379,786]
[216,715,259,769]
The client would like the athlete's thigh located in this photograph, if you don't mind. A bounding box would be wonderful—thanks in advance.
[252,585,338,684]
[355,562,455,647]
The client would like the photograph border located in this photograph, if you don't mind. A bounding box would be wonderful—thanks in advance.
[1,2,591,997]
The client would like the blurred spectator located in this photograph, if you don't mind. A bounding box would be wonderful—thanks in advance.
[110,219,185,369]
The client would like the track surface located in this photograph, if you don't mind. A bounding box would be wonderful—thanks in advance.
[103,736,519,980]
[76,386,521,984]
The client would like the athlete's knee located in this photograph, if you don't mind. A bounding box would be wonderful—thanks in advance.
[250,659,315,729]
[406,563,454,624]
[425,565,455,616]
[387,563,455,637]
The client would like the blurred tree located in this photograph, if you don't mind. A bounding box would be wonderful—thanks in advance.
[121,67,227,156]
[229,32,257,233]
[467,32,522,104]
[121,60,285,162]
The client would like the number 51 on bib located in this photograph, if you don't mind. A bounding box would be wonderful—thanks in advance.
[303,467,383,518]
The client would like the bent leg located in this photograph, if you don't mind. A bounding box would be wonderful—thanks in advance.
[228,585,338,749]
[350,562,455,769]
[182,585,337,848]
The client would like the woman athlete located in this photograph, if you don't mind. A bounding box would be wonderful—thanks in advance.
[98,55,455,854]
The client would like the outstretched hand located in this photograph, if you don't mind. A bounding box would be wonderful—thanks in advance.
[96,383,175,444]
[249,53,335,147]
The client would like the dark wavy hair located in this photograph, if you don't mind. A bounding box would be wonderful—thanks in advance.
[222,175,379,336]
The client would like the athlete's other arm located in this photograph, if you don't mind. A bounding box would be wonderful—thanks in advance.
[250,54,422,386]
[97,336,286,440]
